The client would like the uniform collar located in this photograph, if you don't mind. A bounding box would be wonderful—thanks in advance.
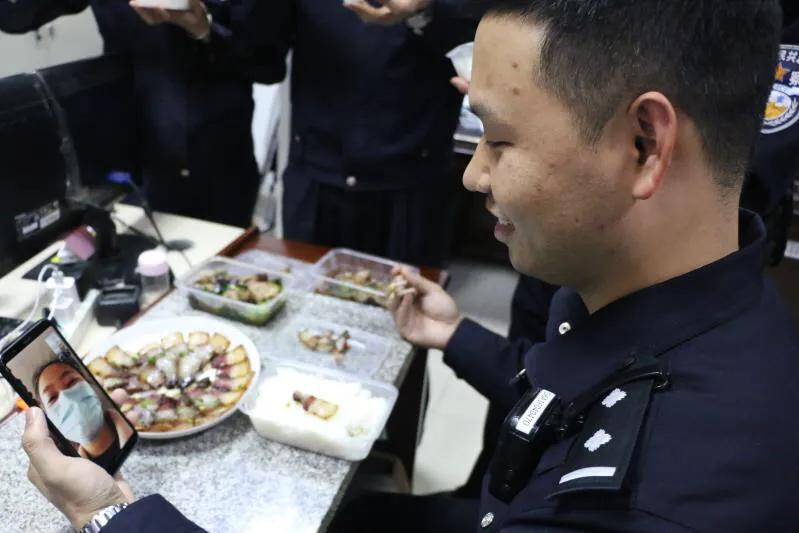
[525,210,767,403]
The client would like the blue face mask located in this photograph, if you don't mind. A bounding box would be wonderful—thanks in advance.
[46,381,104,445]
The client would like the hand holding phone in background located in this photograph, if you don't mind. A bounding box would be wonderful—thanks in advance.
[129,0,211,41]
[343,0,431,26]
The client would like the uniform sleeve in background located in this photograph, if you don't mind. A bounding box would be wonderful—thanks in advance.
[103,495,207,533]
[444,318,533,411]
[204,0,293,85]
[0,0,88,34]
[508,277,560,341]
[413,0,485,58]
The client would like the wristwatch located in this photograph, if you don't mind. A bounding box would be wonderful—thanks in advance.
[80,503,129,533]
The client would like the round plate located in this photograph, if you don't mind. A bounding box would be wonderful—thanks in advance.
[85,316,261,440]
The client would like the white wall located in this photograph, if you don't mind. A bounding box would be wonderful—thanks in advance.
[0,10,103,77]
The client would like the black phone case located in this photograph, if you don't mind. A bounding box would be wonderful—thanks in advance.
[0,319,138,474]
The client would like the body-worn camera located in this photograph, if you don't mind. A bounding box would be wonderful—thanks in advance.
[489,359,669,503]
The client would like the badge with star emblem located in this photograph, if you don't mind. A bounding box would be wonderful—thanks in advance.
[763,44,799,135]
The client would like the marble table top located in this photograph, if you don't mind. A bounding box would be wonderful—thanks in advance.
[0,250,414,533]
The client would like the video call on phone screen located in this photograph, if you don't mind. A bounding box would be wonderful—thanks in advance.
[7,326,134,472]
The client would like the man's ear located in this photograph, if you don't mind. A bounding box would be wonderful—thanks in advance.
[628,92,677,200]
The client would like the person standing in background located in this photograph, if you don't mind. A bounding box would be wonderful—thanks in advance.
[0,0,289,228]
[271,0,482,267]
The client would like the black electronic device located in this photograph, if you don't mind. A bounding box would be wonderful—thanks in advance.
[0,54,141,279]
[95,285,141,327]
[0,73,82,278]
[0,319,137,474]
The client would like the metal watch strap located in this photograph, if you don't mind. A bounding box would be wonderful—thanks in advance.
[80,503,129,533]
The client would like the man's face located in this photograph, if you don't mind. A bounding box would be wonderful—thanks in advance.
[464,17,637,286]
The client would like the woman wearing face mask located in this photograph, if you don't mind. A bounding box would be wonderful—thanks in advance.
[32,359,133,472]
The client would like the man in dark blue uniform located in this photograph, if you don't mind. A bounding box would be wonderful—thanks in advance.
[274,0,480,266]
[0,0,289,227]
[460,3,799,499]
[13,1,799,532]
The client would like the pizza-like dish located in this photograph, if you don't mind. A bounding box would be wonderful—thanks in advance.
[88,331,254,433]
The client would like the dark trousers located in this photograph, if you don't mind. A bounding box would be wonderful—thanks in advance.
[328,492,479,533]
[282,163,453,267]
[144,116,261,229]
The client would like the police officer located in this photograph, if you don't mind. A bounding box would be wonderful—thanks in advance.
[272,0,480,267]
[461,4,799,499]
[15,1,799,532]
[744,8,799,263]
[0,0,289,228]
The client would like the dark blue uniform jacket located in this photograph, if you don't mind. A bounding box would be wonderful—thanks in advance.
[282,0,478,191]
[447,211,799,531]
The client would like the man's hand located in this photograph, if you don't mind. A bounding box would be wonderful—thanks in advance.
[344,0,431,26]
[387,267,463,350]
[129,0,210,40]
[22,405,134,529]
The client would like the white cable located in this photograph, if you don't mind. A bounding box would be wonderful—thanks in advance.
[47,288,60,321]
[1,264,60,350]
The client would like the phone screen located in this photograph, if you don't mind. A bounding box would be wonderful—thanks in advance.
[2,321,136,474]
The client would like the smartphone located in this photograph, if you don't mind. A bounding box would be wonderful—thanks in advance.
[0,319,137,474]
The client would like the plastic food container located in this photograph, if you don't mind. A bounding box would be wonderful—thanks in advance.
[240,358,398,461]
[312,249,418,307]
[176,256,290,326]
[280,317,391,378]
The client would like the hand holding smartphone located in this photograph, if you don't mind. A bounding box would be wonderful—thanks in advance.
[0,320,137,474]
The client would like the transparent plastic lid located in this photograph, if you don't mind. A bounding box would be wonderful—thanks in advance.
[276,316,391,378]
[240,357,398,461]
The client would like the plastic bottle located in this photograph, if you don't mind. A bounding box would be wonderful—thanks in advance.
[138,248,171,307]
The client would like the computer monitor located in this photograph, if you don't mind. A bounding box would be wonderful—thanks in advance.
[0,55,141,278]
[0,72,80,278]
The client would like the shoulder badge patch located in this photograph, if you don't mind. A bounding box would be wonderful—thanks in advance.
[548,378,656,499]
[763,44,799,135]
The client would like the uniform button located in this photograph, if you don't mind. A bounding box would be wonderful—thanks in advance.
[345,175,358,187]
[421,149,430,158]
[481,512,494,529]
[180,168,191,178]
[294,135,301,143]
[558,322,571,335]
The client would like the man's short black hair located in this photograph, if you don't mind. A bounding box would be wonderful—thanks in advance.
[484,0,783,188]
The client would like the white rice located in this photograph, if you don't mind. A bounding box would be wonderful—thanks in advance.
[247,368,389,461]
